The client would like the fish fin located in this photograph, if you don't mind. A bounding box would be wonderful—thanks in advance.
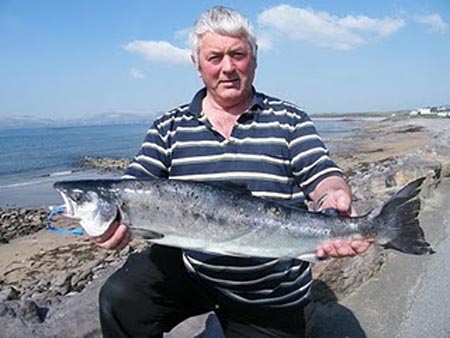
[296,252,321,263]
[374,177,435,255]
[129,228,164,240]
[207,181,253,196]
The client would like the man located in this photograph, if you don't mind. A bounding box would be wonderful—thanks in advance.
[94,6,370,338]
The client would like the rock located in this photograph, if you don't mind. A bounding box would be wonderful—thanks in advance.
[0,287,19,302]
[0,299,47,324]
[311,246,386,300]
[0,208,47,242]
[167,313,224,338]
[18,300,47,323]
[79,156,130,172]
[385,158,441,188]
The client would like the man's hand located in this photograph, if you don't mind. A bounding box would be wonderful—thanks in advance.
[310,176,371,259]
[316,239,371,259]
[90,220,131,250]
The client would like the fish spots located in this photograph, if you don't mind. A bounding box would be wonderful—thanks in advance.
[206,213,215,223]
[192,212,203,222]
[217,216,228,225]
[187,190,201,201]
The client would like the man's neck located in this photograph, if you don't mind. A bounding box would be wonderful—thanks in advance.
[203,90,253,116]
[202,92,253,138]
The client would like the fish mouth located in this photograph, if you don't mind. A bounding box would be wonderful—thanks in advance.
[57,191,80,221]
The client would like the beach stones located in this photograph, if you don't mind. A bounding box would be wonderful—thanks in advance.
[0,208,47,242]
[79,156,130,171]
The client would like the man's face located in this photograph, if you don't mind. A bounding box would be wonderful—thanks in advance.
[196,32,256,108]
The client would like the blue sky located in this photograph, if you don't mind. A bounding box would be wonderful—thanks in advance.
[1,0,449,119]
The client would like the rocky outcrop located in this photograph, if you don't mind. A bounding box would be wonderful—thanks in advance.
[310,117,447,301]
[79,156,130,172]
[0,208,47,243]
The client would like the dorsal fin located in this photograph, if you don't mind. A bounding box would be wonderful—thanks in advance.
[206,181,253,196]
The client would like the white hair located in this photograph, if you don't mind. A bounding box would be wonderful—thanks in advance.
[190,6,258,65]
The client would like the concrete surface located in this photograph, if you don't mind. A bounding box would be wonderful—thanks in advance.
[328,177,450,338]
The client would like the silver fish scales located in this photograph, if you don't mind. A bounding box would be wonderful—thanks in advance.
[54,177,434,261]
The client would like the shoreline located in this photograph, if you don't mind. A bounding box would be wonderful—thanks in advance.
[0,170,122,208]
[0,118,359,208]
[0,154,132,208]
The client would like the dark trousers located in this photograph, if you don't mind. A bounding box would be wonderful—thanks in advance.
[99,245,306,338]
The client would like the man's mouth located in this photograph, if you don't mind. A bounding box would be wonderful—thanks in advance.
[220,79,239,86]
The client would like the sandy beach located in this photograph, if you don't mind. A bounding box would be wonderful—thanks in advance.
[1,114,449,337]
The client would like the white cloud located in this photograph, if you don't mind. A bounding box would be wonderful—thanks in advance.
[256,31,274,51]
[338,15,404,36]
[414,13,449,34]
[124,40,191,64]
[173,27,193,46]
[129,67,145,79]
[257,5,405,50]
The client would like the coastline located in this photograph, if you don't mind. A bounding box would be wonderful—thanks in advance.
[1,115,449,337]
[0,155,131,208]
[0,169,122,208]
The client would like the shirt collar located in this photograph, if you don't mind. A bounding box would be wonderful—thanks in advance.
[188,87,265,118]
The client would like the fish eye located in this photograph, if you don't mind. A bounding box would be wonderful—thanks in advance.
[70,189,86,203]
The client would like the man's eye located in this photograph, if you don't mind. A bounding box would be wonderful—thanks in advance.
[232,52,246,60]
[208,56,221,63]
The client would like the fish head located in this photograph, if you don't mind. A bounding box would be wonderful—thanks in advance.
[54,180,121,237]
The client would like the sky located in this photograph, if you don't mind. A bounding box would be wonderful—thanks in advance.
[1,0,449,120]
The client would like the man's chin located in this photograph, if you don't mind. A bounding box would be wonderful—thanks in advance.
[217,87,243,98]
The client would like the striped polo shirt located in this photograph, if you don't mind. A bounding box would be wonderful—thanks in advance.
[123,87,342,308]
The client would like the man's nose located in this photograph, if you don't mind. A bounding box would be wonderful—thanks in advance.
[221,55,235,72]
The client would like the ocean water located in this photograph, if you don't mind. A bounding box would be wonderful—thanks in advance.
[0,119,361,207]
[0,124,149,187]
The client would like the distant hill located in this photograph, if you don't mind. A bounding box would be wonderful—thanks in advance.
[0,111,159,129]
[311,109,411,118]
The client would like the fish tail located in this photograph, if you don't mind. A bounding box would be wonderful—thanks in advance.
[373,177,435,255]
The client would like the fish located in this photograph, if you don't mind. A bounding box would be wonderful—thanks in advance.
[53,176,434,261]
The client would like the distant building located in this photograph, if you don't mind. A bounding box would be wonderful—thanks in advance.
[410,106,450,117]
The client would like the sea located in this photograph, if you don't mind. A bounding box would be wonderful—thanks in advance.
[0,119,361,207]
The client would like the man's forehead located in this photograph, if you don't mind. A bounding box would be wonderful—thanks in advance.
[199,32,250,51]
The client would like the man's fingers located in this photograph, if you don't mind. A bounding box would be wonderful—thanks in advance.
[317,239,371,259]
[91,220,119,244]
[350,240,371,254]
[320,241,338,257]
[317,190,354,216]
[115,230,132,251]
[316,247,326,259]
[327,239,356,257]
[97,224,130,250]
[336,193,352,213]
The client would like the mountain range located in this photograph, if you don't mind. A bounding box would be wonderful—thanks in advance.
[0,111,159,129]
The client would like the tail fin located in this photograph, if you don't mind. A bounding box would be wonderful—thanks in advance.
[374,177,435,255]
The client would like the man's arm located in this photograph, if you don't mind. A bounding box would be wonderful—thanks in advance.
[309,176,371,259]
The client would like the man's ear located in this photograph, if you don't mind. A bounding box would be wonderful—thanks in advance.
[191,54,202,77]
